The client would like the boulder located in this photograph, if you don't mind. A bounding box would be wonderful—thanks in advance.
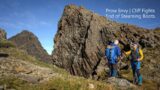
[52,5,160,80]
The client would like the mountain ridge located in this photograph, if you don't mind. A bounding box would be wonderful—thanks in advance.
[9,30,52,63]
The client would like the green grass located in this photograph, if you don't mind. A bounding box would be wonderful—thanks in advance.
[0,39,15,48]
[0,47,68,74]
[120,69,159,90]
[0,47,159,90]
[0,48,113,90]
[0,76,27,89]
[0,71,112,90]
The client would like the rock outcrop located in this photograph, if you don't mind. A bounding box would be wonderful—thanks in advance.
[52,4,160,83]
[9,30,51,63]
[0,28,7,40]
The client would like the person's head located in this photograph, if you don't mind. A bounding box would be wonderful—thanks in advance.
[133,43,138,50]
[107,41,112,45]
[114,39,119,45]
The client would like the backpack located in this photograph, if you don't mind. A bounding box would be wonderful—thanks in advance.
[106,45,117,63]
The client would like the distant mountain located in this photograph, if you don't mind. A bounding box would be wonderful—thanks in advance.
[9,30,52,63]
[52,5,160,88]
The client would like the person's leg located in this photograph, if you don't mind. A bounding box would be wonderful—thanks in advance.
[108,63,112,76]
[112,64,118,77]
[111,64,115,77]
[109,63,116,77]
[131,62,137,84]
[136,62,142,85]
[136,69,142,85]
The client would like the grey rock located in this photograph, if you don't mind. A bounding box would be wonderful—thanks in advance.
[0,85,4,90]
[52,5,160,79]
[106,77,137,90]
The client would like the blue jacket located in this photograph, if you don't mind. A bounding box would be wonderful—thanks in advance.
[105,44,121,64]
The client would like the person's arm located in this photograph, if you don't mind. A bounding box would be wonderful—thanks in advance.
[105,48,109,59]
[117,46,121,57]
[125,50,131,56]
[138,49,144,61]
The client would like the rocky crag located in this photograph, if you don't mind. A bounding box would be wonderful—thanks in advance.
[52,5,160,88]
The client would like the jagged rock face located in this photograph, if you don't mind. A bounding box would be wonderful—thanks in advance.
[9,30,51,63]
[0,29,7,40]
[52,5,160,78]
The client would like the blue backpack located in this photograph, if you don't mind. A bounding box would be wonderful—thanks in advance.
[106,46,117,64]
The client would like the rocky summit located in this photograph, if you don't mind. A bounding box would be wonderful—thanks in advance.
[9,30,51,63]
[52,4,160,86]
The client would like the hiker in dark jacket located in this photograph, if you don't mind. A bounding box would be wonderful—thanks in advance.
[105,40,121,77]
[125,43,144,85]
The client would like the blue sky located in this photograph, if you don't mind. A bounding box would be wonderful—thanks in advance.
[0,0,159,54]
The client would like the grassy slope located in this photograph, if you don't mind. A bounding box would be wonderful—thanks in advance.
[0,47,159,90]
[0,48,112,90]
[121,70,158,90]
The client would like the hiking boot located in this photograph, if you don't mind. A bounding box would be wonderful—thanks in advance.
[138,75,142,86]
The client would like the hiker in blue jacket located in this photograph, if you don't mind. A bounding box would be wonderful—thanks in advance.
[105,40,121,77]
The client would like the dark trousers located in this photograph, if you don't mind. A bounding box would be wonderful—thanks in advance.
[108,63,118,77]
[131,61,142,85]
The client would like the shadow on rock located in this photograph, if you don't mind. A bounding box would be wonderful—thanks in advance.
[0,53,9,57]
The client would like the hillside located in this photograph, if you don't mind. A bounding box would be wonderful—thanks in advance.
[9,30,52,63]
[0,46,139,90]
